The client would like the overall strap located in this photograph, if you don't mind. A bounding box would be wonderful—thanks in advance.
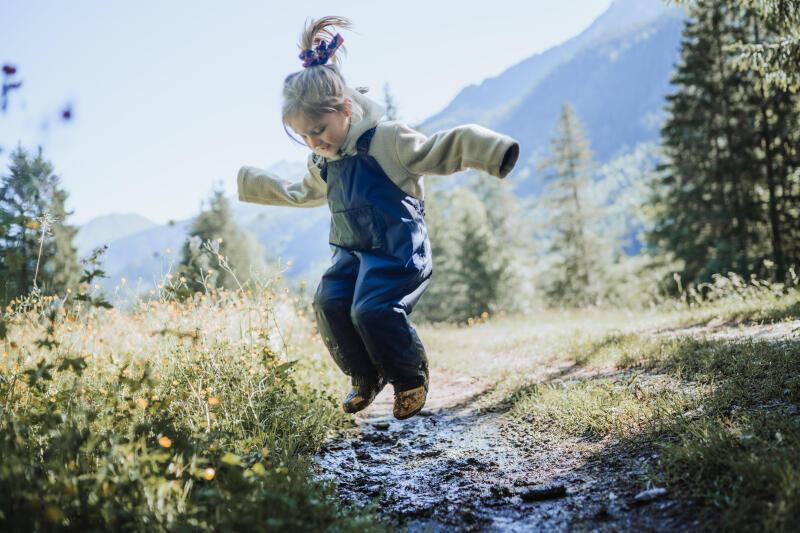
[356,127,377,156]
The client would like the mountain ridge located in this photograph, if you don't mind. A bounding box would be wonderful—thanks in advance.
[421,0,680,133]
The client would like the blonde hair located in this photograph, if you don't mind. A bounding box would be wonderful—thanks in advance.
[282,16,354,142]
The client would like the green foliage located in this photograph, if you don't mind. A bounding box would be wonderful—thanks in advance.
[652,0,800,285]
[0,271,382,531]
[0,146,81,306]
[536,103,607,307]
[174,188,267,297]
[417,172,530,323]
[670,0,800,91]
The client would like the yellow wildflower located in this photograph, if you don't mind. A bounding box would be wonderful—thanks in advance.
[158,436,172,448]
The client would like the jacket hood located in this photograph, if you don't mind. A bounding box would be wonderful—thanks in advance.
[324,86,385,161]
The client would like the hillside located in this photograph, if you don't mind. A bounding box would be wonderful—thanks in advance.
[74,213,158,256]
[422,0,684,196]
[421,0,676,134]
[505,12,684,195]
[88,160,331,291]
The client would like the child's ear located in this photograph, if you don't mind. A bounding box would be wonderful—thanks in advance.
[342,99,353,118]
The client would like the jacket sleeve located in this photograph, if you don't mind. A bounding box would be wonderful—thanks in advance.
[236,156,327,207]
[392,123,520,179]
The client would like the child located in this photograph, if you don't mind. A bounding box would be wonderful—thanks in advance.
[237,16,519,420]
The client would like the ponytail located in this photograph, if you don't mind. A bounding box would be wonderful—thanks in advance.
[282,16,356,139]
[299,16,351,67]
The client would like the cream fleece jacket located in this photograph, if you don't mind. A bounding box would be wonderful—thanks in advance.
[237,87,520,208]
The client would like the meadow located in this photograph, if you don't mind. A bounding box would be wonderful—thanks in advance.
[2,264,799,531]
[0,264,383,531]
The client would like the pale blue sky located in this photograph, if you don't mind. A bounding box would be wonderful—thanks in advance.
[1,0,613,225]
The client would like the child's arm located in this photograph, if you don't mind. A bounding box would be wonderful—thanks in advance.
[389,123,520,179]
[237,156,327,207]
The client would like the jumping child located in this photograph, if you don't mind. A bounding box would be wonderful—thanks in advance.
[237,16,519,420]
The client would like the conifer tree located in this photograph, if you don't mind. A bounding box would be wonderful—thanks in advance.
[467,172,537,314]
[416,184,507,322]
[450,187,503,320]
[672,0,800,91]
[537,103,602,307]
[46,186,82,292]
[176,188,266,295]
[651,0,800,284]
[746,10,800,280]
[0,146,80,305]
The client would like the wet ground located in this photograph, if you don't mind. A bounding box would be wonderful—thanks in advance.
[316,369,707,532]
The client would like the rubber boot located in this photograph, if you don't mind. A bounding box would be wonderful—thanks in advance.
[343,375,386,414]
[393,385,428,420]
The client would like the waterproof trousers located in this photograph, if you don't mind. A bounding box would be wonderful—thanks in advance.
[311,127,431,392]
[313,246,430,391]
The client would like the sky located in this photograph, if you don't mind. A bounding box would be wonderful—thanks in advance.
[1,0,614,225]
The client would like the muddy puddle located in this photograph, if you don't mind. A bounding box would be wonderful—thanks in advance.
[317,369,707,531]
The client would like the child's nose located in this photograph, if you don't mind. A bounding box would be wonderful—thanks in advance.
[308,136,322,148]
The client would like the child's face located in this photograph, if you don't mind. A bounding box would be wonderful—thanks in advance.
[288,103,352,157]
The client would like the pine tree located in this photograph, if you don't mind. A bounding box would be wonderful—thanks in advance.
[671,0,800,91]
[46,186,82,292]
[651,0,800,284]
[466,172,538,314]
[0,146,80,305]
[416,183,508,322]
[537,103,602,307]
[176,188,266,295]
[450,187,504,320]
[651,2,756,282]
[746,11,800,280]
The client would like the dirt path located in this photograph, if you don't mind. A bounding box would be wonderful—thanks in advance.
[316,368,704,531]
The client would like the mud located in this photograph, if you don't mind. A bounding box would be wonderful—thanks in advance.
[316,369,707,532]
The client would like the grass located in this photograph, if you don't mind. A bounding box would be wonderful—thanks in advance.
[0,279,382,532]
[421,276,800,531]
[3,259,798,530]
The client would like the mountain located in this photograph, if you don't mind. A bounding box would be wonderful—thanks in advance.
[422,0,677,133]
[75,213,158,256]
[98,218,192,291]
[422,0,685,196]
[503,11,685,195]
[93,161,331,291]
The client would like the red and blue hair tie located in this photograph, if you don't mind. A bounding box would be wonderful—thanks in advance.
[299,33,343,68]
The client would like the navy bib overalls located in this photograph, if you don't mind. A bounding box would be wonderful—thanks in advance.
[312,127,432,391]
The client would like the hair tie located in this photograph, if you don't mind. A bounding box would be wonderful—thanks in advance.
[299,33,343,68]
